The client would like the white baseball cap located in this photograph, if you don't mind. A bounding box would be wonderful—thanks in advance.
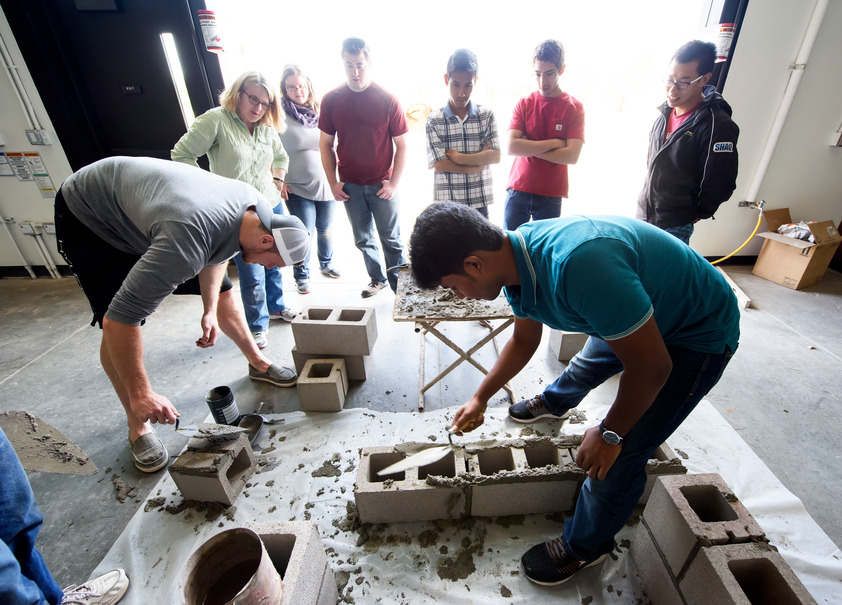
[253,202,310,266]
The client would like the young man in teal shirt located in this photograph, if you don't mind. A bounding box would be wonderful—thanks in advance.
[409,202,738,587]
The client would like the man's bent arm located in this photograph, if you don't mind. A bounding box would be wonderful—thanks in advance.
[576,316,672,480]
[453,317,543,431]
[535,138,584,165]
[102,318,178,424]
[446,145,501,167]
[433,158,484,174]
[507,129,564,157]
[319,131,349,201]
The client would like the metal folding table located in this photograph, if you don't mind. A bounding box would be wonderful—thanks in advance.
[392,269,515,410]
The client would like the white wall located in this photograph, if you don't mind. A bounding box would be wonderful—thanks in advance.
[1,0,840,269]
[693,0,842,256]
[0,6,72,270]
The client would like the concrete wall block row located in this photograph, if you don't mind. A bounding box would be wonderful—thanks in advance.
[548,329,590,362]
[355,446,469,524]
[643,473,766,577]
[168,434,256,506]
[316,560,340,605]
[292,345,370,381]
[680,542,818,605]
[640,442,688,505]
[467,445,582,517]
[297,359,348,413]
[629,519,685,605]
[292,307,378,356]
[246,520,335,605]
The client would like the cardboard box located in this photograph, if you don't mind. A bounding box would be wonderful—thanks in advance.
[752,208,841,290]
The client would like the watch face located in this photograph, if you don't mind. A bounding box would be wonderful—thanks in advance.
[602,430,622,446]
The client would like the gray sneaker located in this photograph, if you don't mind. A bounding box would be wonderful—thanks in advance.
[61,568,129,605]
[248,363,297,387]
[361,281,387,298]
[130,432,168,473]
[508,394,570,423]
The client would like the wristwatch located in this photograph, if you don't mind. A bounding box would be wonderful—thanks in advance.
[599,421,623,446]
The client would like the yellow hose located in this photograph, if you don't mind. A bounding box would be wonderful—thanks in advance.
[710,209,764,266]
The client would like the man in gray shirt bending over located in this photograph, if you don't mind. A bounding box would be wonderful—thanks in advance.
[55,156,310,473]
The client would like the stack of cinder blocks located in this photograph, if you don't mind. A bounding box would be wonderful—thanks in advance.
[168,433,256,506]
[355,440,685,524]
[631,473,817,604]
[246,521,338,605]
[548,329,590,363]
[291,307,377,412]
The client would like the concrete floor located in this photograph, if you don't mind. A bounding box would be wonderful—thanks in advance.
[1,260,840,590]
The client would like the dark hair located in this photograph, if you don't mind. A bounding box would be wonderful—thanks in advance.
[409,202,505,289]
[533,39,564,69]
[280,64,319,113]
[342,37,370,60]
[672,40,716,76]
[447,48,478,77]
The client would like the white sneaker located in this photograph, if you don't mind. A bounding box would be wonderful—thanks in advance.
[252,331,268,349]
[269,308,297,322]
[61,569,129,604]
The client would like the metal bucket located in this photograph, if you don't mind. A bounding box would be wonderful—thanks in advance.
[180,527,282,605]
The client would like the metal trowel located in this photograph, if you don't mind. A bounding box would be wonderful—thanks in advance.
[377,427,458,476]
[0,410,97,475]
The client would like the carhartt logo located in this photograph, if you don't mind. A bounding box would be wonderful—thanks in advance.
[555,124,563,131]
[713,142,734,152]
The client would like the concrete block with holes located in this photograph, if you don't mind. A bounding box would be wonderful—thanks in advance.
[548,329,590,362]
[168,433,255,506]
[292,306,377,356]
[643,473,766,578]
[292,345,371,381]
[680,542,817,605]
[297,358,348,412]
[640,442,688,505]
[630,517,685,605]
[355,446,469,524]
[466,442,584,517]
[246,520,338,605]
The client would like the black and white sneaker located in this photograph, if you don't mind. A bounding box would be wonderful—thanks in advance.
[508,394,569,423]
[521,537,607,586]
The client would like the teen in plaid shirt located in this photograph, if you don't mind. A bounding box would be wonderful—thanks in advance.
[425,49,500,218]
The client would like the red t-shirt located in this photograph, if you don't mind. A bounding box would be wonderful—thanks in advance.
[319,82,408,186]
[664,105,698,140]
[507,91,585,197]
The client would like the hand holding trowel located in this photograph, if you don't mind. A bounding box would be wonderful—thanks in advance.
[377,426,460,477]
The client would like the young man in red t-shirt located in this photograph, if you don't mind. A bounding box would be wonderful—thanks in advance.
[504,39,585,230]
[319,38,409,297]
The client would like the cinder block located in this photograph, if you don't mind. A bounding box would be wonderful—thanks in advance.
[629,518,684,605]
[316,560,339,605]
[297,359,348,412]
[292,307,377,356]
[246,521,335,605]
[640,442,688,505]
[467,444,583,517]
[680,542,817,605]
[355,446,469,523]
[548,330,589,362]
[292,345,370,381]
[644,473,766,577]
[168,433,256,506]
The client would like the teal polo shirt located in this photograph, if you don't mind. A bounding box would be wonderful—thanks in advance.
[504,216,739,353]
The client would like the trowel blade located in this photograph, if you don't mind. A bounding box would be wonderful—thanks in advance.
[377,445,452,476]
[0,411,97,475]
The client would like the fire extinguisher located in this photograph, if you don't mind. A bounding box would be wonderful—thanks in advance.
[197,10,223,54]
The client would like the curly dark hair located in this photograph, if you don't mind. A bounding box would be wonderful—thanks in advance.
[409,202,505,289]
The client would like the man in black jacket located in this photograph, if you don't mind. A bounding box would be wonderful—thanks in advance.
[637,40,739,244]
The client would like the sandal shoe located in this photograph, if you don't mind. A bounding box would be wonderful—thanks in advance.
[130,433,168,473]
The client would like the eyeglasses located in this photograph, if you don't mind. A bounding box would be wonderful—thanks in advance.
[286,84,306,92]
[664,74,703,91]
[239,90,274,110]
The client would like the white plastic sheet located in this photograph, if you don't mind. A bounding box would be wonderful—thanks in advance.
[93,401,842,604]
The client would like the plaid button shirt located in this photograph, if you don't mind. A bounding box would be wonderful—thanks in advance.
[426,101,500,209]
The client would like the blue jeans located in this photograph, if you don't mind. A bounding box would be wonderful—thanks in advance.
[503,188,562,230]
[285,192,338,283]
[541,336,734,560]
[663,222,695,244]
[233,202,287,333]
[342,183,407,292]
[1,428,63,605]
